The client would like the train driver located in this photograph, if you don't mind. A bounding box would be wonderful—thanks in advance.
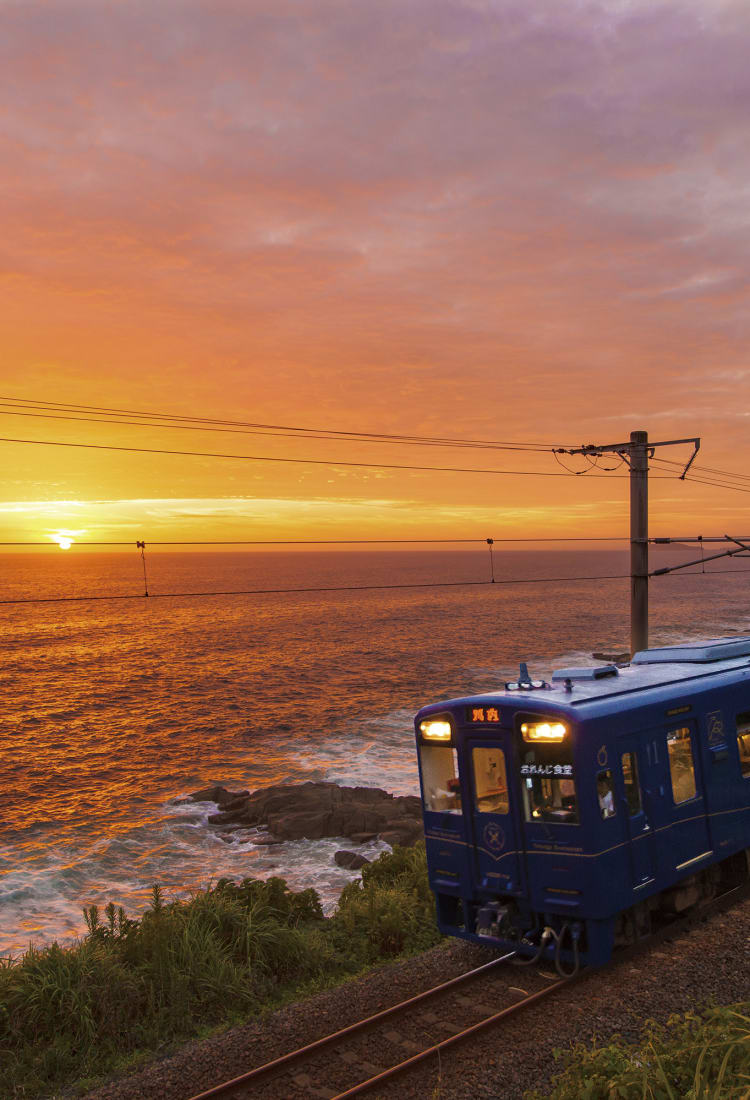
[597,773,615,818]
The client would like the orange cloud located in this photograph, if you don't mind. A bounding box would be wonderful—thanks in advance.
[1,0,749,542]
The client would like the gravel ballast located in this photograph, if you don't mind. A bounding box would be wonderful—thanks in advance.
[81,896,750,1100]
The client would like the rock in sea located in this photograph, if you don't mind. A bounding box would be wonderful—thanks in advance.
[188,781,424,848]
[334,850,371,870]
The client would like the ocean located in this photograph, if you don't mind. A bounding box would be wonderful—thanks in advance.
[2,546,749,956]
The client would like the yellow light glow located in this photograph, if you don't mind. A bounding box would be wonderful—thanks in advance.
[420,719,452,741]
[521,721,567,742]
[51,535,73,550]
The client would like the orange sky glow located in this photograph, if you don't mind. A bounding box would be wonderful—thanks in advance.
[2,0,750,548]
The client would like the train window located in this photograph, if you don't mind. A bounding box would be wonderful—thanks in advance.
[736,713,750,778]
[472,748,509,814]
[596,770,616,819]
[521,751,578,824]
[666,726,697,803]
[621,752,643,815]
[419,744,462,814]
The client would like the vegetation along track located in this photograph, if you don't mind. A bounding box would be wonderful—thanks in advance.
[185,883,749,1100]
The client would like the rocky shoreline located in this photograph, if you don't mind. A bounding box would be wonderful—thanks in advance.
[187,780,425,857]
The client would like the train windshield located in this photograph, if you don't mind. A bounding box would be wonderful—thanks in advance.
[419,744,462,814]
[519,745,579,824]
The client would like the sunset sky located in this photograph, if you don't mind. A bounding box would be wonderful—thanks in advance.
[2,0,750,546]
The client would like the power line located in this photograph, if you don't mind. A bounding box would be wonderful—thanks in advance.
[0,572,632,607]
[651,454,750,484]
[650,456,750,494]
[0,536,630,546]
[2,533,745,546]
[684,478,750,496]
[646,455,747,495]
[651,464,750,496]
[3,563,747,607]
[0,396,567,452]
[0,435,660,477]
[0,406,561,455]
[655,567,750,578]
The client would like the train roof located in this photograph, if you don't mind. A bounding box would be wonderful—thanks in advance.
[419,636,750,718]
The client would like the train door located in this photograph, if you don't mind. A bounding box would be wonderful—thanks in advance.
[468,741,526,896]
[616,738,655,888]
[662,721,712,870]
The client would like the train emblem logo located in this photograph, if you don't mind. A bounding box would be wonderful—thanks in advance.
[483,822,505,853]
[707,711,725,744]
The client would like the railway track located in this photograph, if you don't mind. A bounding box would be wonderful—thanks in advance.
[186,951,572,1100]
[185,882,748,1100]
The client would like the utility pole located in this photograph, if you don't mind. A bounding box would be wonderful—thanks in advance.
[560,432,700,658]
[629,431,649,656]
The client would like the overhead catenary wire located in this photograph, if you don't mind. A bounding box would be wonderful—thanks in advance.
[0,536,631,546]
[0,396,567,453]
[650,454,750,484]
[0,435,681,477]
[1,398,734,487]
[2,533,747,546]
[0,407,562,454]
[0,572,633,607]
[2,562,748,608]
[649,456,750,494]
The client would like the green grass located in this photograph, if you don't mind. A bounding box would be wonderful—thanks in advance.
[0,844,442,1098]
[525,1004,750,1099]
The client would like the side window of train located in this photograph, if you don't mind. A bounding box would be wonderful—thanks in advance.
[666,726,697,804]
[472,748,509,814]
[596,769,616,819]
[420,744,462,814]
[620,752,643,815]
[736,712,750,778]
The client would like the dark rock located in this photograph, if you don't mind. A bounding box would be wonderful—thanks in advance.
[191,781,424,847]
[379,824,424,847]
[592,652,631,664]
[189,785,249,806]
[222,794,253,812]
[335,850,371,870]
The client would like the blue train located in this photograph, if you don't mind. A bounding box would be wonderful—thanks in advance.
[414,636,750,972]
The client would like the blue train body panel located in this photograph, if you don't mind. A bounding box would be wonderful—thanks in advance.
[415,637,750,969]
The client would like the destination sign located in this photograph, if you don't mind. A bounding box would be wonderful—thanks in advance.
[467,706,500,723]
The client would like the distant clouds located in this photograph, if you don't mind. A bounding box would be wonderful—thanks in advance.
[2,0,749,535]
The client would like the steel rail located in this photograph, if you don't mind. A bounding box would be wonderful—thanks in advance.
[185,951,516,1100]
[330,974,570,1099]
[331,881,750,1098]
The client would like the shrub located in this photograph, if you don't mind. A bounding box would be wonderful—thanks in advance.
[330,843,441,964]
[525,1003,750,1100]
[0,845,440,1097]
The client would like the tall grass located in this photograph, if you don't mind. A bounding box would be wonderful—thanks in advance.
[0,844,441,1097]
[525,1004,750,1099]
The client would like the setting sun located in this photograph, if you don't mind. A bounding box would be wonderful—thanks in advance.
[50,532,76,549]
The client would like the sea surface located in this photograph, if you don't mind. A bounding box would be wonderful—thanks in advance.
[2,546,750,956]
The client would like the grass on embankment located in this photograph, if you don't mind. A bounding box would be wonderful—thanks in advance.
[0,844,440,1098]
[524,1004,750,1099]
[2,845,746,1099]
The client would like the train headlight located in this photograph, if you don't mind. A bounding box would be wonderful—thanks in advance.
[521,720,567,742]
[419,719,452,741]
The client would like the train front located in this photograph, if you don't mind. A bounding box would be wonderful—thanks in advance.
[415,691,594,973]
